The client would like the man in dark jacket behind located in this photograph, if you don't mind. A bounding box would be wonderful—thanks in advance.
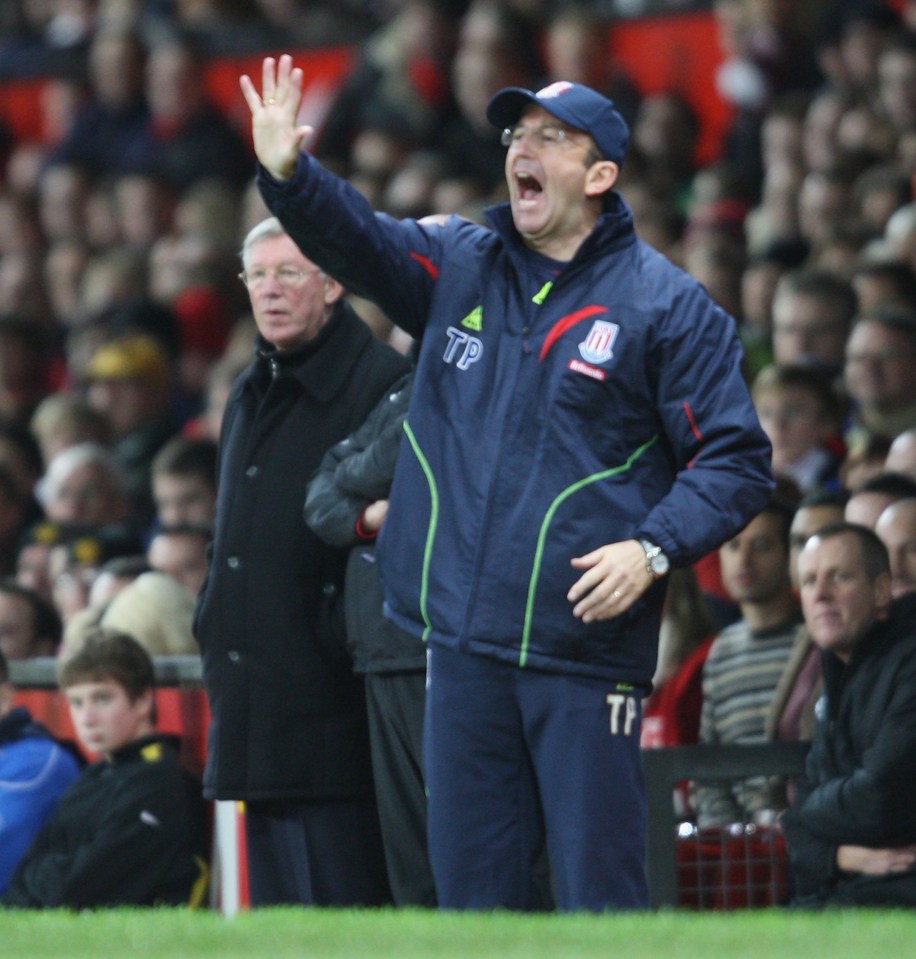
[305,370,436,907]
[784,521,916,906]
[193,217,409,906]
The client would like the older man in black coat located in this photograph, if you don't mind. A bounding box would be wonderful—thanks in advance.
[193,217,409,906]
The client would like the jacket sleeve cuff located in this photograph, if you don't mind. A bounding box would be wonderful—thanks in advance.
[355,509,379,541]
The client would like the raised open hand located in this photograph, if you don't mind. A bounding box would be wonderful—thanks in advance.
[239,54,314,181]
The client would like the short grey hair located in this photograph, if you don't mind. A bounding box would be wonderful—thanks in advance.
[239,217,287,267]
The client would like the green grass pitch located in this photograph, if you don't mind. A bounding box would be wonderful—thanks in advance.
[2,907,915,959]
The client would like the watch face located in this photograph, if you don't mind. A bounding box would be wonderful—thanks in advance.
[652,553,670,576]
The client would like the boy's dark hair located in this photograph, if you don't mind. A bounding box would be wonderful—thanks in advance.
[151,436,217,485]
[57,628,155,703]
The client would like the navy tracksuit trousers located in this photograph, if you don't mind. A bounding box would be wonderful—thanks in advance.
[424,643,648,911]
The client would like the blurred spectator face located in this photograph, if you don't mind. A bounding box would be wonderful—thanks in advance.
[875,498,916,598]
[835,104,896,160]
[87,377,168,439]
[844,320,916,416]
[633,93,696,171]
[16,543,55,605]
[798,172,849,246]
[884,205,916,272]
[760,113,803,173]
[43,460,128,527]
[0,591,38,660]
[114,174,174,249]
[885,429,916,479]
[755,384,828,477]
[741,260,783,338]
[798,530,890,661]
[878,46,916,132]
[88,31,145,110]
[152,473,215,528]
[6,143,49,197]
[44,239,91,324]
[145,43,202,124]
[50,546,99,625]
[147,529,209,596]
[37,164,90,243]
[0,252,48,318]
[544,13,604,87]
[452,1,536,131]
[0,192,43,257]
[840,20,887,93]
[852,269,913,313]
[802,92,843,172]
[41,77,85,146]
[789,502,846,590]
[771,290,849,369]
[719,510,791,606]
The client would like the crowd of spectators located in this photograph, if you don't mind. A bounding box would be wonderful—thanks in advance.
[0,0,915,909]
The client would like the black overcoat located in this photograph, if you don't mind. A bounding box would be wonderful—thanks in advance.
[194,304,409,800]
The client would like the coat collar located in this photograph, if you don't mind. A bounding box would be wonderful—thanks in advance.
[484,189,637,271]
[244,301,374,405]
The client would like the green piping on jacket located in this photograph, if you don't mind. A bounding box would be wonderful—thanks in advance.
[519,433,661,667]
[403,420,439,642]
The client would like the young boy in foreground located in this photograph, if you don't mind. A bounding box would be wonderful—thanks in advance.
[2,628,208,909]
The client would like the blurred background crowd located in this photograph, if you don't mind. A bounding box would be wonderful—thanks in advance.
[0,0,913,664]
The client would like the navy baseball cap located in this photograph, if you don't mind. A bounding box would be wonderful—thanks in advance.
[487,81,630,166]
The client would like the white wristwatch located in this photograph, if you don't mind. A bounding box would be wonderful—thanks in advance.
[639,539,670,579]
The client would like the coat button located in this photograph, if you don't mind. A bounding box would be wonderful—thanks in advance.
[245,465,259,478]
[227,556,241,570]
[228,650,241,663]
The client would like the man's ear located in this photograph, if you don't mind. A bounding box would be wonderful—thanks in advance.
[322,273,346,306]
[585,160,619,198]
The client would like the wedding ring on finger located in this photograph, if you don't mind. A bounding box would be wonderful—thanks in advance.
[612,590,622,601]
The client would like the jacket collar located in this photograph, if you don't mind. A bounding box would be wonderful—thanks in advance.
[245,301,373,404]
[485,189,637,270]
[822,591,916,686]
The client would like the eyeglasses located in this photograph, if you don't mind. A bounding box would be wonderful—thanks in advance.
[238,266,321,289]
[500,123,580,150]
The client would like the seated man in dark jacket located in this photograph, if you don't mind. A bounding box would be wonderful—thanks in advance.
[783,521,916,906]
[2,628,208,909]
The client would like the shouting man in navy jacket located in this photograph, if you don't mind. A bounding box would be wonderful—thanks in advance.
[240,56,773,911]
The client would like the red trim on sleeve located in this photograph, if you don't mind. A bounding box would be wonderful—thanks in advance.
[355,510,380,541]
[539,305,608,361]
[683,400,704,442]
[409,251,440,280]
